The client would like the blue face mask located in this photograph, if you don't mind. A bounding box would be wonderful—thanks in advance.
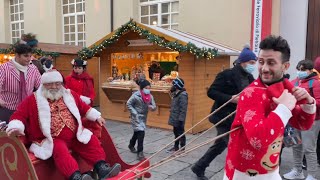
[297,71,308,79]
[143,89,150,94]
[244,64,255,74]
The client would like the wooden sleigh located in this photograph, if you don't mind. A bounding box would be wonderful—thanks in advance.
[0,122,151,180]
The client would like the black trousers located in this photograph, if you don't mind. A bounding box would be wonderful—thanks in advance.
[173,125,186,150]
[195,126,230,170]
[129,131,145,153]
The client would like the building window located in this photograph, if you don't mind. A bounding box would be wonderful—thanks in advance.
[62,0,86,46]
[10,0,24,43]
[140,0,179,29]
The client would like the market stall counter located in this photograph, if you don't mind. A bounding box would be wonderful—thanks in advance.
[101,80,172,114]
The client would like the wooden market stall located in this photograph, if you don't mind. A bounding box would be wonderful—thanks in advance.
[0,43,100,106]
[82,20,240,133]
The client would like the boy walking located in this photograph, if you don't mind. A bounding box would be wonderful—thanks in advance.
[167,78,188,152]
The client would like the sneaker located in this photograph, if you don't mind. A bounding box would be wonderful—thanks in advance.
[283,168,305,180]
[137,152,145,161]
[93,161,121,179]
[166,146,178,153]
[305,174,317,180]
[191,164,208,180]
[128,145,137,153]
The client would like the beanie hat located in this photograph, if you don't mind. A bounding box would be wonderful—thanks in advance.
[41,70,63,84]
[71,58,87,67]
[237,44,257,63]
[139,79,151,89]
[172,78,184,90]
[314,56,320,72]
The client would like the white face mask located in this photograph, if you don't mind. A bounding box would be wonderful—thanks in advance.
[143,88,150,94]
[244,64,255,74]
[297,71,308,79]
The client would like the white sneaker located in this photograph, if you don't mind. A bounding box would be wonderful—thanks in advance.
[283,168,305,180]
[306,174,317,180]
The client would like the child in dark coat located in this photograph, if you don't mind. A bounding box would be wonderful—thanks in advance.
[167,78,188,152]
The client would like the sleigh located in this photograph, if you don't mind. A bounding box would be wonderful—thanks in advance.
[0,122,151,180]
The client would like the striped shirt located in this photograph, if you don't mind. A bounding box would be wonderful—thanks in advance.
[0,60,41,110]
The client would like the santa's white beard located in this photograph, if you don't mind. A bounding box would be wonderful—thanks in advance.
[42,87,64,101]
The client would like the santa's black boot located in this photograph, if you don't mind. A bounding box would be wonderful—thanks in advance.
[69,170,94,180]
[93,160,121,180]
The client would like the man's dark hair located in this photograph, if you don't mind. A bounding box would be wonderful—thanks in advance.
[14,44,32,55]
[296,59,314,70]
[259,35,290,62]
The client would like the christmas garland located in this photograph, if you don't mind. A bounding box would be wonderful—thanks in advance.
[0,44,60,58]
[78,19,218,60]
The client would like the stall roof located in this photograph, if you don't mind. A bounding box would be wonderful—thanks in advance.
[142,24,240,56]
[86,20,240,59]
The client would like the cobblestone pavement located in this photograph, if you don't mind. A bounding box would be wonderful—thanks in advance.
[105,120,320,180]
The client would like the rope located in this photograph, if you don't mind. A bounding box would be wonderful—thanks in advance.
[118,93,241,180]
[153,110,236,166]
[126,126,242,180]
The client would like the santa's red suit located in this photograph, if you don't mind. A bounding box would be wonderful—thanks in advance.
[6,85,104,178]
[223,78,316,180]
[65,71,95,106]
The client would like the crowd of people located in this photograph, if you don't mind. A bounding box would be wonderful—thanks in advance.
[1,34,320,180]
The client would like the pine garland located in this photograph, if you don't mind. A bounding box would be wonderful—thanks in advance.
[0,44,60,58]
[78,19,218,60]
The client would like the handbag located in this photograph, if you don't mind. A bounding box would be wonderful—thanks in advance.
[283,125,302,147]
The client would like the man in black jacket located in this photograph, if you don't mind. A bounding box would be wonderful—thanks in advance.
[191,45,257,180]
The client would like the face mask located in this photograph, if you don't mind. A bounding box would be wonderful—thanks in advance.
[143,89,150,94]
[244,64,255,74]
[297,71,308,79]
[170,86,177,92]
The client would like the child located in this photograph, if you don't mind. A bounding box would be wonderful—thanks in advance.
[167,78,188,153]
[127,79,156,160]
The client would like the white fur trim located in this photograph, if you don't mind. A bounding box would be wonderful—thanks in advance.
[77,128,92,144]
[29,138,53,160]
[62,89,93,144]
[36,85,52,139]
[6,120,25,134]
[273,104,292,126]
[80,95,91,105]
[41,70,63,84]
[85,108,101,121]
[224,167,281,180]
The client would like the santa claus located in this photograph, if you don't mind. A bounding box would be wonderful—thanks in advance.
[6,70,121,180]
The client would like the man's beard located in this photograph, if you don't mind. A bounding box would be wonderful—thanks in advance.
[42,87,64,101]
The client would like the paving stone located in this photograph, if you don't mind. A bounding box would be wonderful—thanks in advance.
[149,171,169,180]
[152,160,191,176]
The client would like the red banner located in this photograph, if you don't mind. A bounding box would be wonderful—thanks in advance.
[250,0,272,55]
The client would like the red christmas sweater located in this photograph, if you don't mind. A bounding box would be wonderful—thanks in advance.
[224,78,315,180]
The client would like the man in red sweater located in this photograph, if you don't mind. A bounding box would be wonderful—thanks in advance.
[223,35,316,180]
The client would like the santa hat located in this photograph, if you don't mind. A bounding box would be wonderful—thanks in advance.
[41,70,63,84]
[237,44,257,64]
